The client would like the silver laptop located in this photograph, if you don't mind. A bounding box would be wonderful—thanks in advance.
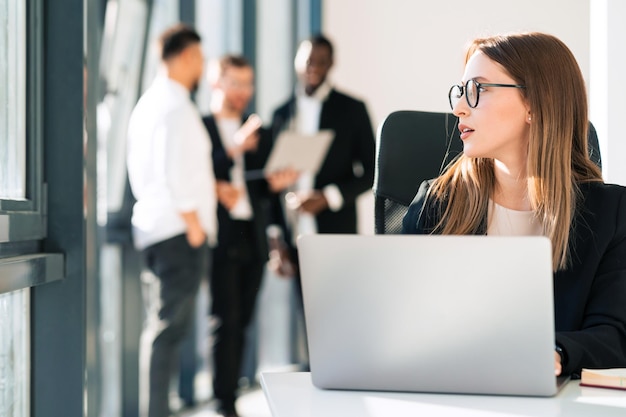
[297,234,568,397]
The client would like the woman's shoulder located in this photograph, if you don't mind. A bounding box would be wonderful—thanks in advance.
[402,179,438,234]
[578,181,626,203]
[577,182,626,230]
[408,179,439,211]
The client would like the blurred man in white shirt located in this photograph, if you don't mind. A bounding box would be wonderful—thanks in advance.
[126,23,216,417]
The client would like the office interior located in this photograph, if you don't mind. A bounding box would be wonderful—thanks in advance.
[1,0,625,416]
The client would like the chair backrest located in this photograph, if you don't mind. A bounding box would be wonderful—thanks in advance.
[588,122,602,170]
[373,110,603,234]
[373,111,462,234]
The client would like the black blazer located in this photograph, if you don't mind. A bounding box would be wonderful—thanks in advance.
[271,89,376,234]
[403,180,626,376]
[202,115,274,261]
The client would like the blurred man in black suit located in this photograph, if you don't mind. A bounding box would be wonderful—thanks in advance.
[202,55,273,417]
[268,34,376,366]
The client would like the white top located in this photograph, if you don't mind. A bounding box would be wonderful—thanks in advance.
[261,372,626,417]
[127,76,217,249]
[289,81,343,239]
[487,200,543,236]
[295,81,331,136]
[216,118,253,220]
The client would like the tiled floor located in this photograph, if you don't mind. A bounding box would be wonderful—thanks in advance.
[179,385,272,417]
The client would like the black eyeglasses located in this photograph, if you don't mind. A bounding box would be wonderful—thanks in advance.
[448,79,526,110]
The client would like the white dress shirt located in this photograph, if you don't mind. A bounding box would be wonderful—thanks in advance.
[127,76,217,250]
[216,118,253,220]
[289,80,344,239]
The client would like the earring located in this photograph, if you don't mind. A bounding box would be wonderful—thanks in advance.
[528,116,532,121]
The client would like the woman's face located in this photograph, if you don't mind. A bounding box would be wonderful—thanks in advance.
[453,51,530,165]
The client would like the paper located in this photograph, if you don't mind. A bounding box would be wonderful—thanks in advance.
[264,129,334,174]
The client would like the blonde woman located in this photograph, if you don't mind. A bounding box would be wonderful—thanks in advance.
[402,32,626,378]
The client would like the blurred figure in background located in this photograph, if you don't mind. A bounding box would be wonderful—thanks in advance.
[268,34,376,367]
[202,55,274,417]
[127,24,217,417]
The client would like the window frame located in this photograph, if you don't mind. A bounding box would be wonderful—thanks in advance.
[0,0,44,238]
[0,0,64,295]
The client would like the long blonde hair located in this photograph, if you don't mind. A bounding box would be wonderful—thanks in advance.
[430,32,602,270]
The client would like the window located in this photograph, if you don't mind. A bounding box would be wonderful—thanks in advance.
[0,0,26,200]
[0,290,30,417]
[0,2,31,416]
[1,1,63,414]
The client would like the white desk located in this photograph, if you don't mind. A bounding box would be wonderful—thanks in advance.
[261,372,626,417]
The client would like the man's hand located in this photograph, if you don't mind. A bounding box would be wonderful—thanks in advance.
[285,190,329,215]
[180,211,206,248]
[216,180,241,211]
[229,114,262,157]
[298,191,328,215]
[232,132,259,156]
[186,224,207,248]
[266,167,300,192]
[268,246,296,278]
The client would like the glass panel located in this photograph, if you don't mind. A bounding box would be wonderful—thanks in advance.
[99,0,150,212]
[0,289,30,417]
[0,0,26,200]
[100,244,122,417]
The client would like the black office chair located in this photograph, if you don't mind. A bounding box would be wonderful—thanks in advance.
[373,111,462,234]
[587,122,602,170]
[373,110,603,234]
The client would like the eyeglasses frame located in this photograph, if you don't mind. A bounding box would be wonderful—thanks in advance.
[448,79,526,110]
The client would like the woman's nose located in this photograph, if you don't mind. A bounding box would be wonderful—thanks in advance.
[452,96,469,117]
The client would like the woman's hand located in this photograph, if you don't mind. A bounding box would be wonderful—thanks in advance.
[554,350,562,376]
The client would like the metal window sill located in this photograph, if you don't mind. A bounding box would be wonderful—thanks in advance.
[0,253,64,294]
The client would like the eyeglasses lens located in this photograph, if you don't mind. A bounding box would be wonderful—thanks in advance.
[449,85,462,110]
[466,80,478,108]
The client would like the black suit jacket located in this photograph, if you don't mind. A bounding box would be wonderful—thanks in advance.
[202,115,274,261]
[271,89,376,234]
[402,180,626,376]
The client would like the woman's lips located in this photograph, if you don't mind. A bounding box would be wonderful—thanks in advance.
[458,124,474,140]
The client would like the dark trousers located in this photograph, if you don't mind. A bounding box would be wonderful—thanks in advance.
[211,220,264,412]
[140,234,209,417]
